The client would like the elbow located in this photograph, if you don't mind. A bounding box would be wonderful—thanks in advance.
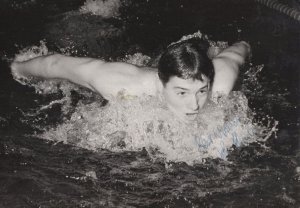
[217,52,246,67]
[218,41,251,66]
[239,41,251,53]
[233,41,251,64]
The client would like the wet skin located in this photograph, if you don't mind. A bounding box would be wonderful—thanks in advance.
[161,76,210,122]
[11,42,250,122]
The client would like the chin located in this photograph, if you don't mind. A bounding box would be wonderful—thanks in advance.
[184,114,198,122]
[176,113,197,123]
[167,106,197,123]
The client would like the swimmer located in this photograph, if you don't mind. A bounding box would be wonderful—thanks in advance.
[11,39,250,122]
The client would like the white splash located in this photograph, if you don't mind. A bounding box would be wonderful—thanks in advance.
[13,41,49,63]
[41,91,272,165]
[80,0,121,18]
[121,53,151,66]
[168,31,229,59]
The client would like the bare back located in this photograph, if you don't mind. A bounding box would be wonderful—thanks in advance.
[88,62,158,99]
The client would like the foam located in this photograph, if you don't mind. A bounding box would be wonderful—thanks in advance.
[168,31,229,59]
[41,91,273,165]
[80,0,121,18]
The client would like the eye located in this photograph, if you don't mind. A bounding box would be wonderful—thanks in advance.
[198,87,208,94]
[177,91,186,96]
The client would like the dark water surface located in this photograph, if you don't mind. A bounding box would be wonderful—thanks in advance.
[0,0,299,207]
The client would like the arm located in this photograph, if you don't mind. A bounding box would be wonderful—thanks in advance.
[11,54,143,100]
[211,41,250,97]
[11,54,98,90]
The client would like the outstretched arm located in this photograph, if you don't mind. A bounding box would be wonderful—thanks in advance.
[211,41,250,97]
[11,54,143,99]
[11,54,102,90]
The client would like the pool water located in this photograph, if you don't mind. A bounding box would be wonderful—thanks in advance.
[0,0,299,207]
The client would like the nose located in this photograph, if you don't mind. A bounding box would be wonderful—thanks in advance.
[187,95,199,112]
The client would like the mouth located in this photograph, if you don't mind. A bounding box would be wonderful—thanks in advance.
[186,112,198,115]
[185,112,198,120]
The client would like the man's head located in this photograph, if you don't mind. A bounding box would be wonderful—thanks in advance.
[158,39,214,121]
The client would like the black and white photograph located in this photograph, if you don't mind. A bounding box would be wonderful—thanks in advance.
[0,0,299,207]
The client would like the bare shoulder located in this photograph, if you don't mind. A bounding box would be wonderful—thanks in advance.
[89,61,144,80]
[88,61,154,99]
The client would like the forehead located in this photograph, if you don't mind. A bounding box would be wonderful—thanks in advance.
[166,76,209,89]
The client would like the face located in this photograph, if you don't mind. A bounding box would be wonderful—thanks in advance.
[162,76,210,122]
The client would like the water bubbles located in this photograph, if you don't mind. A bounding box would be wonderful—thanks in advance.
[122,53,151,66]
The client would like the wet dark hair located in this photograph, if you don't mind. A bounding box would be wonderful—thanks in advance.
[158,38,214,86]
